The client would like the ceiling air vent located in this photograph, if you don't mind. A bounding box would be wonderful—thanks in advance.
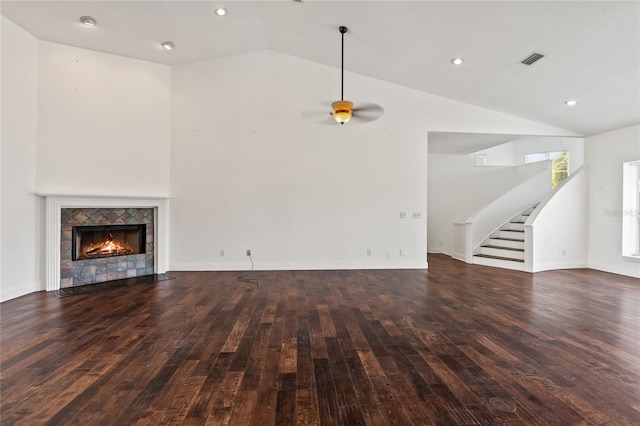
[520,52,544,65]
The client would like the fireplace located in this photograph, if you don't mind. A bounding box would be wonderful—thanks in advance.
[60,207,155,287]
[43,196,168,292]
[72,224,146,261]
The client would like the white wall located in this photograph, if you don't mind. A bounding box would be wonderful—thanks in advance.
[1,17,42,301]
[37,41,171,197]
[171,51,424,270]
[512,136,584,174]
[428,155,548,255]
[475,142,515,166]
[1,33,172,301]
[170,50,574,271]
[585,124,640,278]
[1,17,633,300]
[1,20,580,298]
[477,136,584,173]
[527,167,589,272]
[172,51,564,270]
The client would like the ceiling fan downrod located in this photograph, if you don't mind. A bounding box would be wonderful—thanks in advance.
[339,26,347,100]
[331,26,354,125]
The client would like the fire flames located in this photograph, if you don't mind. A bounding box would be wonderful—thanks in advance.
[83,233,133,259]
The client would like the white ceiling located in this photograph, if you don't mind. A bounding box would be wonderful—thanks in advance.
[2,1,639,137]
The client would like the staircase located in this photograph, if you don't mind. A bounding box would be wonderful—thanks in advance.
[472,205,536,271]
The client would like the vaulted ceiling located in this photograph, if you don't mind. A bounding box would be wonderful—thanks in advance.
[2,1,639,136]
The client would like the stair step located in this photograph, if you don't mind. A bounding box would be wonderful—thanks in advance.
[473,254,526,271]
[483,245,524,252]
[474,254,524,263]
[488,238,524,250]
[504,223,525,231]
[472,204,538,272]
[479,246,525,260]
[498,230,525,239]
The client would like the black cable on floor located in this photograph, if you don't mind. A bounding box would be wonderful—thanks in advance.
[237,253,259,289]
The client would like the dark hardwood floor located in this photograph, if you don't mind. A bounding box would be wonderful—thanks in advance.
[1,254,639,425]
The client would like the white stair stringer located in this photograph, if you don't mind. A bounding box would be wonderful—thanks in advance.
[472,205,537,271]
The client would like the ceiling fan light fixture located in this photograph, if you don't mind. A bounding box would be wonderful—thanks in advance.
[332,100,354,125]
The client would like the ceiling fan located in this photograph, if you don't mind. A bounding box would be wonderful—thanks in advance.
[302,26,384,126]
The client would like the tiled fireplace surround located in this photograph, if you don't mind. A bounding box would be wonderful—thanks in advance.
[60,208,154,287]
[44,196,168,291]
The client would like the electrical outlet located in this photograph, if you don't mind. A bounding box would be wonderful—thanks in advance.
[366,249,372,256]
[400,249,405,256]
[220,249,225,257]
[387,251,392,258]
[246,249,251,256]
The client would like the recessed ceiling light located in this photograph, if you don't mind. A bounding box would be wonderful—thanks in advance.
[215,8,227,16]
[161,41,174,51]
[451,57,464,66]
[565,99,577,106]
[80,16,96,27]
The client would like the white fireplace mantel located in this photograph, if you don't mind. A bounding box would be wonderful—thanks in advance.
[42,195,169,291]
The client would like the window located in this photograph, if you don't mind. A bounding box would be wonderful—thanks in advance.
[525,152,547,163]
[525,151,569,189]
[622,161,640,258]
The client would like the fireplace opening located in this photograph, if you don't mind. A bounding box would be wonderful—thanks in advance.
[72,224,146,261]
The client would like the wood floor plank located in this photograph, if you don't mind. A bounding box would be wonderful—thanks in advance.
[275,372,297,425]
[1,255,639,424]
[324,337,365,425]
[313,357,341,425]
[295,316,320,426]
[239,322,272,391]
[356,349,415,425]
[227,390,257,425]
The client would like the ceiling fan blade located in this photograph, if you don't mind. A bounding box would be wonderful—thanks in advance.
[301,108,336,126]
[302,101,384,126]
[350,115,379,124]
[352,102,384,122]
[353,102,384,113]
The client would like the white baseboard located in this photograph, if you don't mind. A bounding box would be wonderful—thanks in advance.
[532,261,588,273]
[0,283,43,303]
[169,260,428,272]
[586,262,640,279]
[427,248,450,255]
[170,262,250,271]
[427,249,467,263]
